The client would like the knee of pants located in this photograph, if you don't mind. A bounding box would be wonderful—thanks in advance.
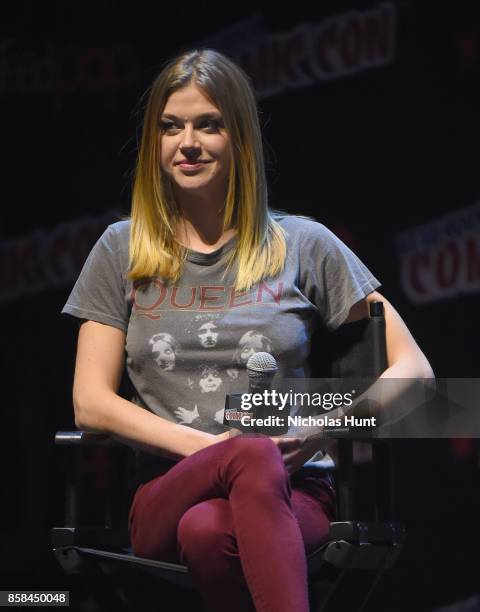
[226,435,290,491]
[177,503,235,574]
[227,435,283,466]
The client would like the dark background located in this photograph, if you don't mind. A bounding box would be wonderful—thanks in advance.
[1,1,479,610]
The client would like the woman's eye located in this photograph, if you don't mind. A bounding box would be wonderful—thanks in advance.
[159,117,224,133]
[200,119,222,132]
[159,121,179,133]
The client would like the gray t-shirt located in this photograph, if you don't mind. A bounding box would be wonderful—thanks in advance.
[62,214,380,434]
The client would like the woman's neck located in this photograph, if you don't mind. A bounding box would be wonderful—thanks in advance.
[176,221,236,254]
[174,190,235,253]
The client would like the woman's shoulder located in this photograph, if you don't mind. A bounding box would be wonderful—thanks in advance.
[96,219,131,253]
[88,219,131,272]
[271,211,334,242]
[105,218,131,240]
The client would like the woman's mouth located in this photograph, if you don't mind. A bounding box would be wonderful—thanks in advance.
[176,160,210,170]
[179,164,203,171]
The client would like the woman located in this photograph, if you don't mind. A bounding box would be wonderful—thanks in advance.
[63,49,433,612]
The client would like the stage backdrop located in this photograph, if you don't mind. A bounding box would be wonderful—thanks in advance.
[1,1,479,610]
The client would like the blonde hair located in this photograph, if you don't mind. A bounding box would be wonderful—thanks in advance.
[129,49,286,291]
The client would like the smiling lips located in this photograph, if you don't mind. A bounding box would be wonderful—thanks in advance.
[175,159,210,168]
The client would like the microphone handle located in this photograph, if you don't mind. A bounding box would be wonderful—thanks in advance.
[247,379,273,396]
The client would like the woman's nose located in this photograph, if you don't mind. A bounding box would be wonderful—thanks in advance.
[180,125,200,153]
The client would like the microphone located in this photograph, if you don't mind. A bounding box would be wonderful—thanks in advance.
[246,352,288,435]
[224,351,280,432]
[246,352,278,395]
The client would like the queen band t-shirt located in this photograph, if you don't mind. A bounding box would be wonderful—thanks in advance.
[62,214,380,436]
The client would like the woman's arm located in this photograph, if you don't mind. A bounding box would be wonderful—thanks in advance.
[274,290,434,471]
[344,290,434,379]
[73,320,226,459]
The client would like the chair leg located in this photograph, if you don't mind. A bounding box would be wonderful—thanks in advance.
[80,562,133,612]
[309,568,348,612]
[356,570,383,612]
[100,563,203,612]
[310,568,385,612]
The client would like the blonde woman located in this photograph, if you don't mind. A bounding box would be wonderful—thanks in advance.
[63,49,433,612]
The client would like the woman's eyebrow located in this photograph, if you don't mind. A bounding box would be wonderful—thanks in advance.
[161,112,223,120]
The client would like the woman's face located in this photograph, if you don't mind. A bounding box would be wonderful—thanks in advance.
[159,83,231,198]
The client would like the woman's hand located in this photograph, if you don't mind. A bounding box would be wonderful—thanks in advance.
[211,430,324,474]
[210,430,327,475]
[270,436,319,475]
[211,428,243,445]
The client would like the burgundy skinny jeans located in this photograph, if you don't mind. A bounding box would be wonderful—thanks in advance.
[128,435,335,612]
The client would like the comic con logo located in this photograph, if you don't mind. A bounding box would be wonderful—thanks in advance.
[0,39,136,99]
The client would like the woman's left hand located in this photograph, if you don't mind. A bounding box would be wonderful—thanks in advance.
[270,436,319,475]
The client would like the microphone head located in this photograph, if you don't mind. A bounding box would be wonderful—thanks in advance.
[246,352,278,381]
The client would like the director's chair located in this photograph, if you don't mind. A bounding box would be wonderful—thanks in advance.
[52,301,405,611]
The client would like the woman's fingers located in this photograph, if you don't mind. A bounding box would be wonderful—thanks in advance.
[271,436,305,451]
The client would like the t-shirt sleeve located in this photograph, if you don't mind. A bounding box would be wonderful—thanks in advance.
[297,220,381,331]
[61,224,129,331]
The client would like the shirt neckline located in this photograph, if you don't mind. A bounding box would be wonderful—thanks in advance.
[185,235,237,265]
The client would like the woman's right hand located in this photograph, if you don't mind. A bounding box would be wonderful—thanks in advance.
[212,428,243,444]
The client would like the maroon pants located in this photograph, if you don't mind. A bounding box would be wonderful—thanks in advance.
[129,435,335,612]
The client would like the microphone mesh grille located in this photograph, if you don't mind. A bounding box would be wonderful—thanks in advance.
[246,352,278,377]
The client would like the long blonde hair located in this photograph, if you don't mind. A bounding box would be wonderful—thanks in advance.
[129,49,286,291]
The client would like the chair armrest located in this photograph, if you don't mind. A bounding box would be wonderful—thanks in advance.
[55,430,130,529]
[55,430,116,446]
